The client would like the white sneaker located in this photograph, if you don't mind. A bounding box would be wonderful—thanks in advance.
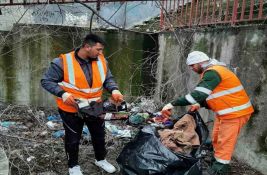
[69,165,83,175]
[94,159,116,173]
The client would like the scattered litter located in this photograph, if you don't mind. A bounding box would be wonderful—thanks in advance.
[105,122,119,135]
[0,121,28,129]
[47,115,62,122]
[130,106,141,113]
[149,122,165,128]
[37,110,45,118]
[46,121,61,130]
[105,122,132,138]
[51,126,91,140]
[82,126,91,141]
[52,130,65,138]
[163,120,173,127]
[26,156,35,162]
[0,121,16,128]
[0,103,262,175]
[117,129,131,138]
[40,131,48,136]
[128,113,149,125]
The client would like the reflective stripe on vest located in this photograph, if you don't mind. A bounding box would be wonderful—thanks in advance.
[206,85,244,100]
[58,81,102,93]
[66,53,75,85]
[97,58,105,84]
[215,157,230,164]
[216,101,252,115]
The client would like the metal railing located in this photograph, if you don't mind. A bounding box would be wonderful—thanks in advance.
[1,0,266,29]
[160,0,267,28]
[0,0,151,6]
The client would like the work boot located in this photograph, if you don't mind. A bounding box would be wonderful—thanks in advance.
[69,165,83,175]
[206,161,230,175]
[95,159,116,173]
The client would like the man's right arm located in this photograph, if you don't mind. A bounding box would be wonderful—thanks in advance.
[161,70,221,117]
[40,58,65,97]
[170,70,221,107]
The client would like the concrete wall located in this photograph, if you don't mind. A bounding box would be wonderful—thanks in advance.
[155,25,267,174]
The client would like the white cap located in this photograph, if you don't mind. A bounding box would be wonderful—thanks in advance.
[186,51,210,65]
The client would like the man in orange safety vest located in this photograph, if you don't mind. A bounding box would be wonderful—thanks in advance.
[41,34,123,175]
[161,51,254,174]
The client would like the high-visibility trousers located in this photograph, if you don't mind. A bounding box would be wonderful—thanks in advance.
[212,114,251,164]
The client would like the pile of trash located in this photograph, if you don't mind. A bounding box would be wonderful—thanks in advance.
[117,112,209,175]
[126,98,174,128]
[0,99,264,175]
[0,98,165,174]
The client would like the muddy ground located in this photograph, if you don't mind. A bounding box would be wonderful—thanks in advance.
[0,104,263,175]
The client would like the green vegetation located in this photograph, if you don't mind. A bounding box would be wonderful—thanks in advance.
[193,37,209,53]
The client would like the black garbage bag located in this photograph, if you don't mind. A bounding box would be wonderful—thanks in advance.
[78,100,128,118]
[103,100,127,112]
[116,112,209,175]
[78,101,104,118]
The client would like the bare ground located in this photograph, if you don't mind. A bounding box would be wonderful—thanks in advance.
[0,104,263,175]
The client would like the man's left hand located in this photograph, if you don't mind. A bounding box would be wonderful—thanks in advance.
[161,103,174,118]
[111,90,124,103]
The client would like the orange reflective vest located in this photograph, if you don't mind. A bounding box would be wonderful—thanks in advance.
[202,65,254,119]
[56,51,107,112]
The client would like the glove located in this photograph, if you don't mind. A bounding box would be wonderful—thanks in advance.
[189,103,200,112]
[111,90,124,103]
[161,103,174,118]
[62,92,76,107]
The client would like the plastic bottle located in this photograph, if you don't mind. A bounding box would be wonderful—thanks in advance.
[47,115,62,122]
[82,126,91,141]
[52,130,65,138]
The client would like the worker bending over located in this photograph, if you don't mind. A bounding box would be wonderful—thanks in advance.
[161,51,254,174]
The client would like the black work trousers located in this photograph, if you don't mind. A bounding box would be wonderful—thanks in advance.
[58,108,106,168]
